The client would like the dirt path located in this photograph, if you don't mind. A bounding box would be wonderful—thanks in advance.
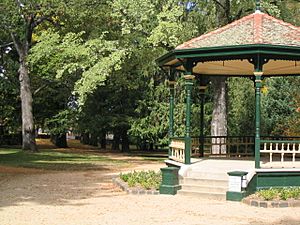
[1,141,300,225]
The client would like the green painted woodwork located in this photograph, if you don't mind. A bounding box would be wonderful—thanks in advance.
[184,76,194,164]
[226,191,248,201]
[255,74,262,168]
[256,171,300,189]
[261,140,300,144]
[227,173,257,201]
[157,44,300,67]
[228,171,300,201]
[185,136,191,164]
[228,171,248,176]
[226,171,249,201]
[159,167,181,195]
[256,0,261,11]
[246,174,258,195]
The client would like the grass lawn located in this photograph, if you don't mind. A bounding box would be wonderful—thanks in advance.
[0,148,127,171]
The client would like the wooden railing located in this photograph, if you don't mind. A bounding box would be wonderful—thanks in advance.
[169,136,300,163]
[260,140,300,167]
[196,136,255,157]
[169,136,255,162]
[169,138,185,162]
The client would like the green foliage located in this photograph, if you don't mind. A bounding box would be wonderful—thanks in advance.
[120,170,162,190]
[258,188,280,200]
[2,0,300,149]
[29,30,127,104]
[228,78,255,135]
[262,77,297,135]
[45,109,76,135]
[258,187,300,201]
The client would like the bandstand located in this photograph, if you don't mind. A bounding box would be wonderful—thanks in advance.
[157,1,300,200]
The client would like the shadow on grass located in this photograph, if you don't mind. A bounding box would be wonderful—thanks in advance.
[0,148,125,171]
[0,148,129,208]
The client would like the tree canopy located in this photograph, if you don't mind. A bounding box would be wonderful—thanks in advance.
[1,0,300,150]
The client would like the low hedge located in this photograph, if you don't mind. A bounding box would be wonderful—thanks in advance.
[120,170,162,190]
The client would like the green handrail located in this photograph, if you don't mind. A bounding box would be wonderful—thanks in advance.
[261,140,300,144]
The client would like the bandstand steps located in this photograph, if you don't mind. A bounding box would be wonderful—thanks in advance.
[180,177,228,186]
[180,184,227,193]
[178,177,227,200]
[186,171,228,180]
[177,190,226,200]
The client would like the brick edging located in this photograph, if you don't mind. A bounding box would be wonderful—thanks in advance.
[242,198,300,208]
[112,177,159,195]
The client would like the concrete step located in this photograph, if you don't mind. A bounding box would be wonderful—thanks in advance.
[180,184,227,193]
[177,190,226,200]
[186,171,228,180]
[180,177,228,187]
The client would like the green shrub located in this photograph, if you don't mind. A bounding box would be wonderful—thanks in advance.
[279,187,300,200]
[257,187,300,201]
[119,170,162,190]
[258,188,279,201]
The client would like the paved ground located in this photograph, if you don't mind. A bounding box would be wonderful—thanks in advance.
[1,159,300,225]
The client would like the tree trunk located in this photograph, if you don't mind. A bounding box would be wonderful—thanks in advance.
[51,133,67,148]
[121,130,130,152]
[210,0,231,154]
[112,133,120,150]
[100,132,106,149]
[89,133,98,147]
[19,60,37,151]
[81,132,90,144]
[211,77,227,154]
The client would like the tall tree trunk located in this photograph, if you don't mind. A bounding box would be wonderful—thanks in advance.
[100,132,106,149]
[51,133,67,148]
[211,77,227,154]
[121,130,130,152]
[19,59,37,151]
[112,132,120,151]
[89,133,98,146]
[210,0,231,154]
[81,132,90,144]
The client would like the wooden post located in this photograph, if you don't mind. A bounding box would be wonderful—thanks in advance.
[184,74,194,164]
[254,71,263,168]
[256,0,261,12]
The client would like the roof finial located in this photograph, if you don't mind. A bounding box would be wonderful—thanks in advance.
[255,0,261,12]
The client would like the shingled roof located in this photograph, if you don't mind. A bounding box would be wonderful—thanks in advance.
[176,11,300,50]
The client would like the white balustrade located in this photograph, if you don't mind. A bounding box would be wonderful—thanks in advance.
[260,141,300,167]
[169,139,185,162]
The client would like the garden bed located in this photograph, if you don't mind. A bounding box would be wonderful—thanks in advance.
[113,170,161,195]
[243,187,300,208]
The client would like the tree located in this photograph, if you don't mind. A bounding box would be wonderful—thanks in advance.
[0,36,20,136]
[261,77,298,135]
[0,0,68,151]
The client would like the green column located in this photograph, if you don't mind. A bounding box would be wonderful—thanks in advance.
[254,72,263,168]
[168,80,176,157]
[184,75,195,164]
[256,0,261,11]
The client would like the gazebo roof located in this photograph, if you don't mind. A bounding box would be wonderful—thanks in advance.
[157,11,300,77]
[176,11,300,50]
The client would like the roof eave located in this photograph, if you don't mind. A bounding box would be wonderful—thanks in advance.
[157,44,300,67]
